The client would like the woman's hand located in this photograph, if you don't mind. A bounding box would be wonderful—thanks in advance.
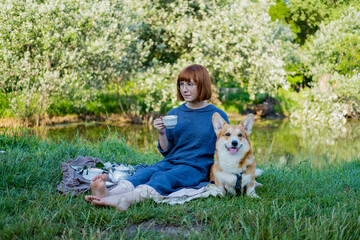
[153,116,166,135]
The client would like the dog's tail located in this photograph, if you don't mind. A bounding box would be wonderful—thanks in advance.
[255,168,263,177]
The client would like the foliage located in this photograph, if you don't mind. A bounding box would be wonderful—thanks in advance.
[114,61,180,122]
[0,0,297,122]
[83,92,120,116]
[219,87,250,114]
[133,63,179,118]
[269,0,301,38]
[0,0,149,125]
[331,72,360,102]
[301,7,360,78]
[108,0,296,121]
[192,0,293,98]
[273,87,298,116]
[46,99,77,117]
[269,1,360,90]
[136,0,294,100]
[291,7,360,128]
[0,93,11,117]
[2,0,359,125]
[290,88,348,131]
[269,0,360,45]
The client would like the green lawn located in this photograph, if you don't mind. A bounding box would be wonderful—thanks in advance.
[0,131,359,239]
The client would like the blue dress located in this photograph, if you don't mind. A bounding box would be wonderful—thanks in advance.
[127,103,229,195]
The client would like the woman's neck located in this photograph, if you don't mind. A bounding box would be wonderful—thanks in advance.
[186,101,209,109]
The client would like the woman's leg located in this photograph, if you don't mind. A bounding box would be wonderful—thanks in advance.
[91,185,160,211]
[88,185,161,211]
[89,192,137,211]
[85,174,134,202]
[126,161,171,187]
[144,164,206,195]
[85,161,171,209]
[86,160,170,199]
[109,180,134,195]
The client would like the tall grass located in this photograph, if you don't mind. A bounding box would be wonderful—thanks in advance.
[0,131,359,239]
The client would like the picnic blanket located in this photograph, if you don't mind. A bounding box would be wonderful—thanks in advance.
[57,156,103,196]
[57,156,224,204]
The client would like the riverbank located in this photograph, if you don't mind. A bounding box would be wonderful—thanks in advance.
[0,113,131,128]
[0,94,288,128]
[0,110,286,129]
[1,132,359,239]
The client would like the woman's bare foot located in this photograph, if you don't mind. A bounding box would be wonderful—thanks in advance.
[91,195,131,211]
[84,195,101,203]
[88,173,110,198]
[92,173,105,182]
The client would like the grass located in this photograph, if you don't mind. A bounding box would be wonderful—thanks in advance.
[0,131,359,239]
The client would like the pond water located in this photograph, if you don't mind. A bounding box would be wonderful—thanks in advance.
[23,117,360,166]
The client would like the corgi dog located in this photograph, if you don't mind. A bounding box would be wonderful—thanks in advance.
[210,113,262,198]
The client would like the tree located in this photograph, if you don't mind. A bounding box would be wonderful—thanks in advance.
[188,0,294,98]
[134,0,295,101]
[1,0,299,124]
[291,7,360,128]
[0,0,149,125]
[270,0,360,45]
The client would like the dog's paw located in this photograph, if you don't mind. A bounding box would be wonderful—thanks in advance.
[254,180,263,188]
[225,185,236,195]
[248,191,260,199]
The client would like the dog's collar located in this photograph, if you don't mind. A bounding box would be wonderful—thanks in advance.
[235,167,248,195]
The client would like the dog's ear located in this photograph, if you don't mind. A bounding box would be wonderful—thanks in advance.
[242,114,255,136]
[212,112,226,135]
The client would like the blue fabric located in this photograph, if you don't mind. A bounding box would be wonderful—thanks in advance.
[127,103,229,195]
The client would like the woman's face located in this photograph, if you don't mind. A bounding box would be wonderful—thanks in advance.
[178,80,199,103]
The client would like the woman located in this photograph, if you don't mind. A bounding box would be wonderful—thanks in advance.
[85,64,229,211]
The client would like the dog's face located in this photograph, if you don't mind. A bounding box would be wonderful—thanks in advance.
[212,113,255,156]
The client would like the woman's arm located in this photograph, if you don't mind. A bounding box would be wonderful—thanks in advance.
[158,132,169,151]
[153,117,169,151]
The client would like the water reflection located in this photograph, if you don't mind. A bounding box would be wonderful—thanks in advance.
[23,118,360,166]
[250,119,360,166]
[33,122,160,153]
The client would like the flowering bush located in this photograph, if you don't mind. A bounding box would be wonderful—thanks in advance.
[0,0,149,125]
[131,0,294,100]
[190,0,294,98]
[290,88,348,130]
[291,7,360,128]
[0,0,298,123]
[106,0,297,121]
[301,7,360,78]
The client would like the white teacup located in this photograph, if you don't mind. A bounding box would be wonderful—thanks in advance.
[163,115,178,129]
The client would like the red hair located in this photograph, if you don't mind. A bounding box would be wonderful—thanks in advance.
[177,64,212,101]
